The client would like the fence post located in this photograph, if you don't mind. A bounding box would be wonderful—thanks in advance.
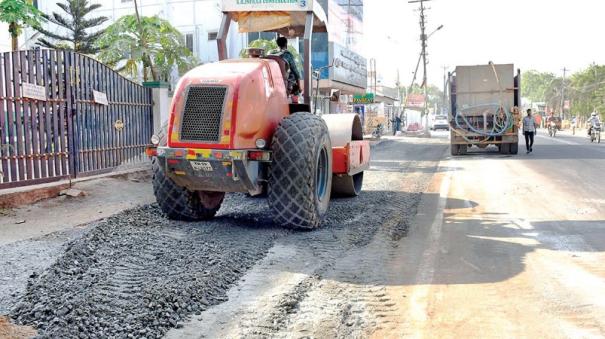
[143,81,170,134]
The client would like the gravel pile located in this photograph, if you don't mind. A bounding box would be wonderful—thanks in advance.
[11,196,286,338]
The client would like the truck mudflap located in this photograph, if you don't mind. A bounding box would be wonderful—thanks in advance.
[150,147,270,194]
[332,140,370,176]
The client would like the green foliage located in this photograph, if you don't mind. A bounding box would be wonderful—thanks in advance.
[567,64,605,119]
[35,0,108,54]
[96,15,198,82]
[521,70,557,103]
[522,66,605,119]
[0,0,45,49]
[239,39,303,72]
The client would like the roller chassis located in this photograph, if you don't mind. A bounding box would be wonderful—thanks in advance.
[148,1,370,229]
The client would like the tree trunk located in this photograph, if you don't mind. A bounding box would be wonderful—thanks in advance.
[9,22,18,51]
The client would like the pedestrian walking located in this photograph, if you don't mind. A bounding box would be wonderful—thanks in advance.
[523,109,537,154]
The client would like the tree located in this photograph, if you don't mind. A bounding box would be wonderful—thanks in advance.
[521,70,558,103]
[567,64,605,119]
[239,39,303,73]
[96,15,197,82]
[35,0,108,54]
[0,0,44,51]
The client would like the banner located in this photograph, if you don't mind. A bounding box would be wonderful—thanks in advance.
[406,94,425,108]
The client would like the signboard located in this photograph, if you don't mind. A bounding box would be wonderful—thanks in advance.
[330,42,367,89]
[93,90,109,106]
[353,93,374,104]
[406,94,426,108]
[222,0,312,11]
[22,82,46,101]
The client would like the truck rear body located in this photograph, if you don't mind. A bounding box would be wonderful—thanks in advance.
[449,64,521,149]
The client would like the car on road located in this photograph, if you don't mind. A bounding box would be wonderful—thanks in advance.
[431,115,450,131]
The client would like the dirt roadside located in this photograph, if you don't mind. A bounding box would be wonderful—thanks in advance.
[0,171,154,246]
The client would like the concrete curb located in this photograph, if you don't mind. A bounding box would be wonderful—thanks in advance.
[0,165,151,209]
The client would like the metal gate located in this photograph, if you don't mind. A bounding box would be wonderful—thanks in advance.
[0,49,153,189]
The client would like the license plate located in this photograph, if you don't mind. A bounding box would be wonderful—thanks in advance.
[190,161,213,172]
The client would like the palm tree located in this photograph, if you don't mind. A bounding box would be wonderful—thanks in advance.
[0,0,45,51]
[96,15,197,82]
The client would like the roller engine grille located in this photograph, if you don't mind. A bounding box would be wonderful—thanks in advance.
[180,86,227,142]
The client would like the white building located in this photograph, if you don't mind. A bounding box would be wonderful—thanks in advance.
[20,0,246,65]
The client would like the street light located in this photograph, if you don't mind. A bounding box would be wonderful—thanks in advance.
[428,25,444,39]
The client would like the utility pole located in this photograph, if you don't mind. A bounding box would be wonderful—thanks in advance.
[560,67,568,119]
[442,65,448,115]
[409,0,431,129]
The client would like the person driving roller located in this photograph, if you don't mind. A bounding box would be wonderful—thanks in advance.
[271,36,301,96]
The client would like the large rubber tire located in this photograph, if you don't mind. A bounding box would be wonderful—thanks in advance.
[268,113,333,229]
[332,172,363,197]
[451,144,459,156]
[510,142,519,154]
[500,143,511,154]
[459,144,468,155]
[152,158,224,221]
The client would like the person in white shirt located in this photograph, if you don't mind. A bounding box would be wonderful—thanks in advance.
[587,112,601,136]
[522,109,537,154]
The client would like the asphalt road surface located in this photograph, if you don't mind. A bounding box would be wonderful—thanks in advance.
[1,130,604,338]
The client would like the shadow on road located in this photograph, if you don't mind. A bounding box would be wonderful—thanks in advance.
[452,144,605,160]
[418,213,605,286]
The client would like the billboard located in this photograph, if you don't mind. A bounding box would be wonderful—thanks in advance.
[406,94,426,108]
[223,0,312,11]
[330,42,367,89]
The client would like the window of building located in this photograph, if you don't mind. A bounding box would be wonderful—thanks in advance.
[207,32,218,41]
[185,33,194,52]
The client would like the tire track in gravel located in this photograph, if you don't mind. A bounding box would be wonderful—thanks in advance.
[10,195,290,339]
[9,138,447,339]
[167,138,448,338]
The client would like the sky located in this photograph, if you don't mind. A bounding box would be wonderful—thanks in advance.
[364,0,605,88]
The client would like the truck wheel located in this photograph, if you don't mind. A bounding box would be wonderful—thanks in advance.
[451,144,459,156]
[268,112,332,229]
[332,172,363,197]
[510,142,519,154]
[152,158,224,221]
[459,144,468,155]
[500,143,510,154]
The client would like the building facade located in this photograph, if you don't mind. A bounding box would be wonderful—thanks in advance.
[22,0,246,67]
[312,0,366,114]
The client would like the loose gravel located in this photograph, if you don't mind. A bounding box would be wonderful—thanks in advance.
[11,197,287,339]
[7,139,445,338]
[0,228,88,315]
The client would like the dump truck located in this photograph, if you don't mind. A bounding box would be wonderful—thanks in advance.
[448,63,521,155]
[146,0,370,229]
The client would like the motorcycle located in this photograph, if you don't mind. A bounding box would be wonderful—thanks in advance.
[590,122,601,143]
[372,123,384,139]
[548,121,557,137]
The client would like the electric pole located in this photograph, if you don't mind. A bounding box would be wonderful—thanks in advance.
[409,0,431,131]
[560,67,568,119]
[442,65,448,115]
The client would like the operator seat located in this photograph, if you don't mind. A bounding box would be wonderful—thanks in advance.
[263,55,289,92]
